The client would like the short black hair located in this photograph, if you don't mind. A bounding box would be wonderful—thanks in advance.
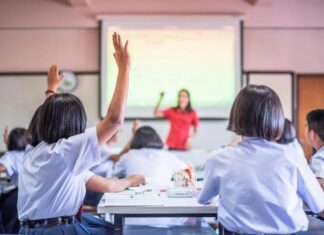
[7,128,28,151]
[37,93,87,144]
[130,126,164,149]
[306,109,324,141]
[276,118,296,144]
[227,85,284,141]
[27,105,42,147]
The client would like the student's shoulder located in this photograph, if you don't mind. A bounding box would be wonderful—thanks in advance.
[59,127,97,144]
[159,148,176,156]
[120,149,140,159]
[276,142,308,168]
[0,151,10,163]
[206,147,235,165]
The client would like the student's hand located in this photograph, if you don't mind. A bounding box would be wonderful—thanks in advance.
[2,126,8,145]
[47,65,64,92]
[185,137,192,150]
[183,165,193,180]
[174,171,191,187]
[109,153,121,162]
[160,91,165,98]
[113,32,130,71]
[132,119,141,134]
[126,175,146,187]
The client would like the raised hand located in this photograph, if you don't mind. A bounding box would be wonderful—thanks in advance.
[160,91,165,98]
[96,32,131,145]
[3,125,8,145]
[47,65,64,92]
[112,32,130,71]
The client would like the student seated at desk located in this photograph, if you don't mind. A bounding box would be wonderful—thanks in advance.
[112,125,194,228]
[84,120,142,208]
[0,127,28,186]
[198,85,324,234]
[113,125,191,188]
[18,33,145,235]
[0,126,29,234]
[276,118,305,157]
[305,109,324,190]
[84,134,117,207]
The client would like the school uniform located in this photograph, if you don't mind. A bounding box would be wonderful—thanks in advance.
[309,146,324,178]
[290,138,305,158]
[17,127,113,234]
[84,145,114,207]
[0,150,25,186]
[90,144,113,177]
[113,148,188,188]
[113,148,188,227]
[0,150,25,233]
[198,137,324,234]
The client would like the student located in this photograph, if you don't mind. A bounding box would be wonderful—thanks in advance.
[154,89,199,150]
[276,118,305,157]
[84,120,141,207]
[113,125,190,188]
[0,127,28,185]
[18,33,145,235]
[198,85,324,234]
[0,127,28,233]
[113,125,191,227]
[305,109,324,184]
[84,134,117,207]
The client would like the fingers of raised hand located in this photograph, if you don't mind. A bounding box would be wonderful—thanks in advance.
[113,33,122,51]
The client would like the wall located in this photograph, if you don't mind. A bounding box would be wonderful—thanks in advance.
[1,0,324,151]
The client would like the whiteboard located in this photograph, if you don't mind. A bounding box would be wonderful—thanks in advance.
[100,15,242,118]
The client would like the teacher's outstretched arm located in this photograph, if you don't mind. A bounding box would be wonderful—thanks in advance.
[153,91,165,117]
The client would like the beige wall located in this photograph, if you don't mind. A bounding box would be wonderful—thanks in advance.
[1,0,324,150]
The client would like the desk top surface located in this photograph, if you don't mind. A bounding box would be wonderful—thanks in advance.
[97,186,217,214]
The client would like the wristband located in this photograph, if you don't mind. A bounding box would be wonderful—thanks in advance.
[45,89,55,95]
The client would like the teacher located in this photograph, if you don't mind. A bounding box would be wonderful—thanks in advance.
[154,89,199,150]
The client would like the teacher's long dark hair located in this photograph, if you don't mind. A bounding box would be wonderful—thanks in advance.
[174,89,193,112]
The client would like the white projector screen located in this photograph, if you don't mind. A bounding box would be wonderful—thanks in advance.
[100,15,242,119]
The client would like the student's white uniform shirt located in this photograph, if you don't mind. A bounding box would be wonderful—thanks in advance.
[198,137,324,234]
[310,146,324,178]
[0,150,25,186]
[113,148,187,188]
[290,138,305,157]
[90,145,113,177]
[114,148,188,227]
[18,127,100,220]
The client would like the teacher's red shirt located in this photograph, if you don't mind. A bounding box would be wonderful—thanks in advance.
[162,108,199,150]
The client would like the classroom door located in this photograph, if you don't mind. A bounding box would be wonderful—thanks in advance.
[297,75,324,160]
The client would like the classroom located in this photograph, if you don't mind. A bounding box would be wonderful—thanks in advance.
[0,0,324,234]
